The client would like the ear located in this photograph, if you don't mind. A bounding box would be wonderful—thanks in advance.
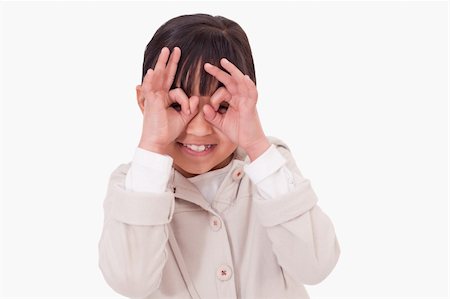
[136,84,144,113]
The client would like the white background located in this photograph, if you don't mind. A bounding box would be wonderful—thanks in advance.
[1,1,448,298]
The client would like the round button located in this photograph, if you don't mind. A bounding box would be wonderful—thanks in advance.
[209,216,222,231]
[232,167,244,180]
[216,264,232,281]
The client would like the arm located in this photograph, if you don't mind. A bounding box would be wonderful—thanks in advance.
[245,137,340,285]
[98,149,174,297]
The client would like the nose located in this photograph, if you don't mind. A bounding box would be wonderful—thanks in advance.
[185,108,214,136]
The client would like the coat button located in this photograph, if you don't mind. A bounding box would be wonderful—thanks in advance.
[209,216,222,231]
[232,167,244,180]
[216,264,232,281]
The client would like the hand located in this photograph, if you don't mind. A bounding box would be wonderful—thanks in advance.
[203,58,270,160]
[137,47,199,154]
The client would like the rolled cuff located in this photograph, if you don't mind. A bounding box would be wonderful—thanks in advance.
[110,182,175,226]
[253,179,318,227]
[108,165,175,225]
[125,147,173,193]
[243,144,287,184]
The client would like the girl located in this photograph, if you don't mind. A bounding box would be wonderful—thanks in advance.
[99,13,340,299]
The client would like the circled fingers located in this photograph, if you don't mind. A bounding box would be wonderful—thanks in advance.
[169,88,191,115]
[209,87,232,111]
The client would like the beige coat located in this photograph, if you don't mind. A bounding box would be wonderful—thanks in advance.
[99,136,340,299]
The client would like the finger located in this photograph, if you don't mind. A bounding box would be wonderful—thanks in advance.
[154,47,170,71]
[220,58,245,79]
[244,75,258,101]
[169,88,191,115]
[209,87,231,110]
[177,96,199,126]
[203,104,223,128]
[204,62,233,87]
[163,47,181,90]
[142,68,155,91]
[188,96,199,116]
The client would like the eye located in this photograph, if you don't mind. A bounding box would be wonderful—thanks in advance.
[170,102,182,112]
[218,102,229,114]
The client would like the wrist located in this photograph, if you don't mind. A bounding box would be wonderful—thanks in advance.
[138,140,168,155]
[244,137,271,162]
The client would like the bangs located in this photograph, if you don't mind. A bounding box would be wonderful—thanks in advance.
[171,31,236,97]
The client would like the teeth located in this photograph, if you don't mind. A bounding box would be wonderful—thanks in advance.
[183,144,212,152]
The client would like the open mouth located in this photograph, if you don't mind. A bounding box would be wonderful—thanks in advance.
[177,142,217,156]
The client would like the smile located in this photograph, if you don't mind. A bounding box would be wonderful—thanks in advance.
[177,142,217,156]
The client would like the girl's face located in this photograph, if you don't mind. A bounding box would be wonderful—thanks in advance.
[168,93,237,178]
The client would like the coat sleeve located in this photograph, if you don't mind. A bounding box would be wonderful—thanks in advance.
[98,163,175,297]
[253,137,340,285]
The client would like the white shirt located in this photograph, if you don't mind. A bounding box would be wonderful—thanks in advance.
[125,144,302,202]
[186,159,234,203]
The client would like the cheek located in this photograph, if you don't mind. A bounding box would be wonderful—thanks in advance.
[166,142,181,156]
[217,135,237,152]
[218,140,238,156]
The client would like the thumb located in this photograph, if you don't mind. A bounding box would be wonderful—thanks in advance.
[203,104,223,128]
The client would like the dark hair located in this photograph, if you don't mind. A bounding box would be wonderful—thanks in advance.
[141,14,256,97]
